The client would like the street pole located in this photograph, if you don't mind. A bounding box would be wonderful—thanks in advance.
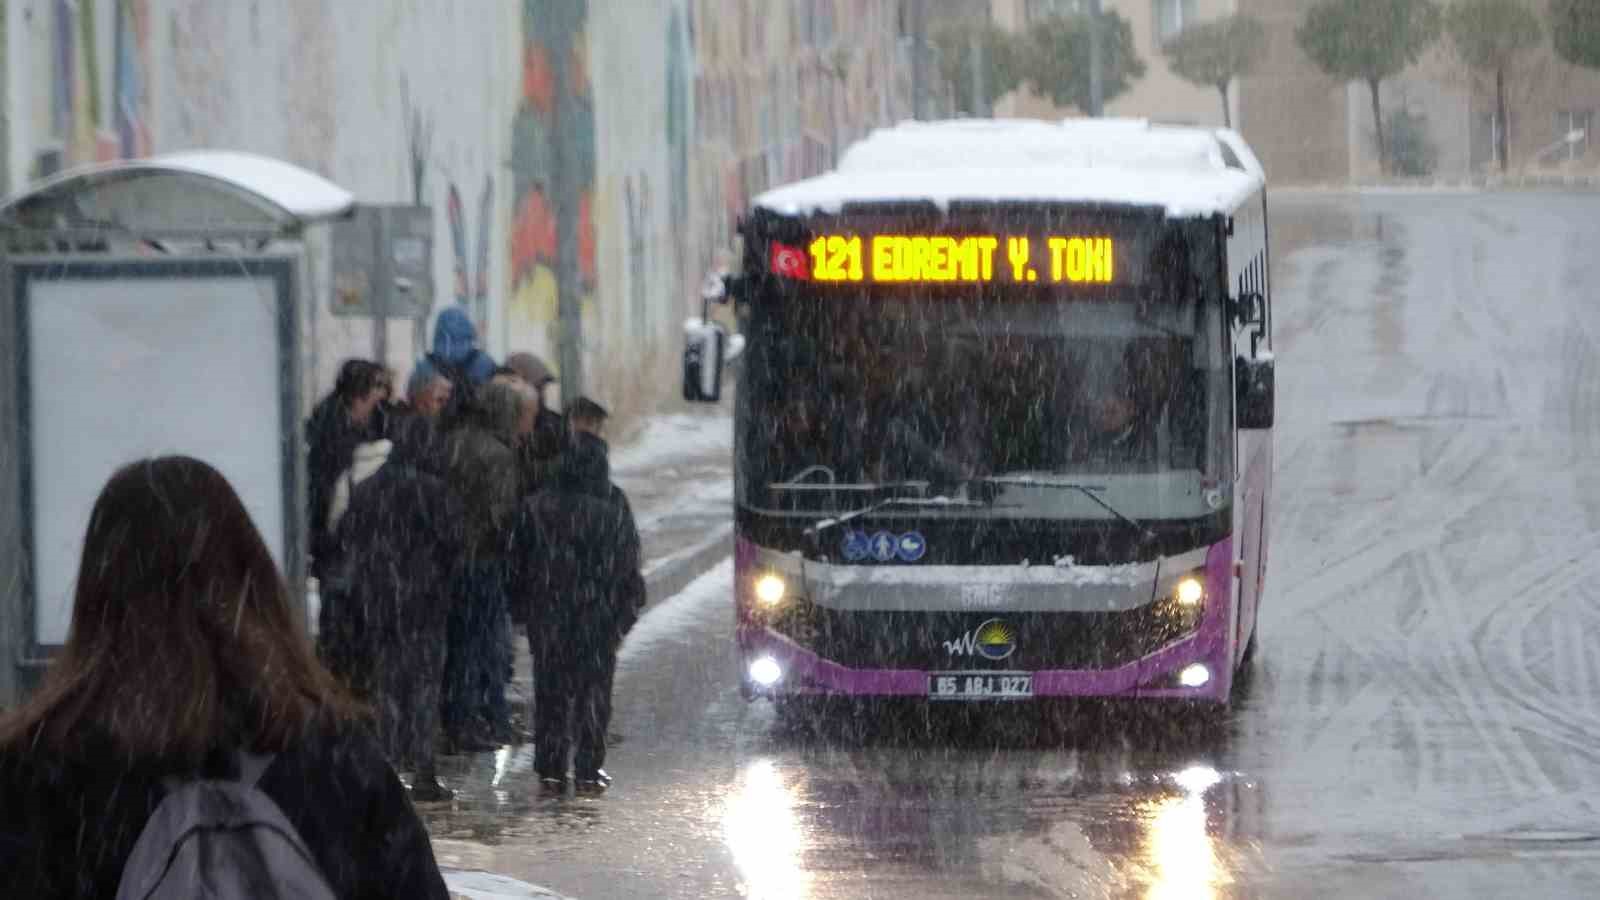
[373,209,389,367]
[911,0,927,120]
[553,17,583,403]
[1087,0,1104,117]
[970,29,988,117]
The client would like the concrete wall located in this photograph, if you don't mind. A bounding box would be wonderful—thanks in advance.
[2,0,921,417]
[1233,0,1348,183]
[579,0,916,418]
[4,0,520,396]
[1235,0,1600,182]
[992,0,1239,127]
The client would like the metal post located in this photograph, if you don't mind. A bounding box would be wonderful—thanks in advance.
[372,208,389,366]
[911,0,927,120]
[970,29,988,117]
[1087,0,1104,117]
[553,17,583,402]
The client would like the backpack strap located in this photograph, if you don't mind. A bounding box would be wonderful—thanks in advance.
[157,751,278,795]
[237,751,278,788]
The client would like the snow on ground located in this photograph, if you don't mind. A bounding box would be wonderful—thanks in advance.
[609,412,731,475]
[442,869,572,900]
[617,557,732,668]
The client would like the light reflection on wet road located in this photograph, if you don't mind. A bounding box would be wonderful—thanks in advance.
[425,192,1600,899]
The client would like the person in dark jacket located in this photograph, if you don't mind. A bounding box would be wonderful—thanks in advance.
[322,436,465,801]
[0,456,447,899]
[425,306,496,430]
[441,381,527,749]
[382,363,454,479]
[306,360,390,579]
[515,399,645,790]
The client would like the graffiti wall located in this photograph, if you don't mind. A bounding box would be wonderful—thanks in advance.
[5,0,152,182]
[4,0,920,408]
[579,0,916,405]
[507,0,596,385]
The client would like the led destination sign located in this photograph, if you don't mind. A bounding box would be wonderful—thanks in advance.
[805,234,1116,285]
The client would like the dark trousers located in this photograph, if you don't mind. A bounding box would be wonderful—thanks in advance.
[443,562,511,738]
[377,635,446,774]
[532,642,618,779]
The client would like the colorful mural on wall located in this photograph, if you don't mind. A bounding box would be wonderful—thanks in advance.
[41,0,151,177]
[681,0,914,291]
[507,0,597,382]
[112,0,151,159]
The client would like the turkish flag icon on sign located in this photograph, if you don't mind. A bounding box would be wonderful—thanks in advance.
[769,242,810,280]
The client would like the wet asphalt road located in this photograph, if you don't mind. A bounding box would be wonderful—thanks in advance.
[425,191,1600,899]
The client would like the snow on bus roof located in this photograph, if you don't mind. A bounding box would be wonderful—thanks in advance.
[755,118,1264,219]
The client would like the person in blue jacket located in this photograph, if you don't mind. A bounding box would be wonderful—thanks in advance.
[424,306,497,429]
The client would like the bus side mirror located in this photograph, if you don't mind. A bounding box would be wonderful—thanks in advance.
[1236,355,1274,430]
[1229,291,1265,329]
[683,317,727,403]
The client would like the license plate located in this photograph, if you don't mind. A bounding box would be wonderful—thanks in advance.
[928,672,1033,701]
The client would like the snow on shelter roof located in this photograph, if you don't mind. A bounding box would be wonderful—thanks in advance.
[755,118,1264,220]
[0,151,354,233]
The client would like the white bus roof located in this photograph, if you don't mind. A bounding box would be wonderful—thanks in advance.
[755,118,1264,220]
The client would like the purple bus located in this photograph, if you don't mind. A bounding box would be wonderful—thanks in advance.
[689,120,1273,715]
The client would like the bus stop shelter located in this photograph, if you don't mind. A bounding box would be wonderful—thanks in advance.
[0,152,354,707]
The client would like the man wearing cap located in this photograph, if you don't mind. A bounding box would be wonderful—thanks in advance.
[505,352,565,462]
[512,398,644,791]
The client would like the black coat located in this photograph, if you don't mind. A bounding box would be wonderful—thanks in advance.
[320,451,464,696]
[514,435,645,668]
[515,407,568,497]
[444,385,524,561]
[0,723,449,900]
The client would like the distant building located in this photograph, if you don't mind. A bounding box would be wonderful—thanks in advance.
[986,0,1599,183]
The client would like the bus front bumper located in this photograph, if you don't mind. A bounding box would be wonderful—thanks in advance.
[737,623,1234,705]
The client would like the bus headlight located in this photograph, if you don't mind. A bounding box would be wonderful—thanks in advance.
[1175,577,1204,608]
[750,656,783,686]
[1179,664,1211,688]
[754,574,787,607]
[1163,572,1206,632]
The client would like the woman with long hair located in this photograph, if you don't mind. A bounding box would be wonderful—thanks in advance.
[0,456,448,899]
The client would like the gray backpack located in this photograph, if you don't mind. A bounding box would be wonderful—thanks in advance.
[115,752,338,900]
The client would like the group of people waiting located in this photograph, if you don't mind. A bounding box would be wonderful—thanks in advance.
[0,306,640,896]
[307,307,646,799]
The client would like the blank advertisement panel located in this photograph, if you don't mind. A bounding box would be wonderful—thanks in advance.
[18,261,294,647]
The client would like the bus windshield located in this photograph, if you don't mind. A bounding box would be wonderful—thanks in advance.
[737,220,1233,523]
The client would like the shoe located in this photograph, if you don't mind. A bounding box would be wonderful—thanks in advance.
[538,775,567,793]
[410,775,454,803]
[574,769,613,792]
[605,731,625,746]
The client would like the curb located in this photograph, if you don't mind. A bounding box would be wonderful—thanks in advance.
[1278,175,1600,194]
[642,522,733,610]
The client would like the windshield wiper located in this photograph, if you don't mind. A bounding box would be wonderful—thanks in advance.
[769,479,932,494]
[979,475,1156,545]
[803,494,988,539]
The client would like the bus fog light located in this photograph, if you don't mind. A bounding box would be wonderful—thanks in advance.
[1175,577,1204,608]
[1179,664,1211,688]
[750,656,783,686]
[754,574,787,607]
